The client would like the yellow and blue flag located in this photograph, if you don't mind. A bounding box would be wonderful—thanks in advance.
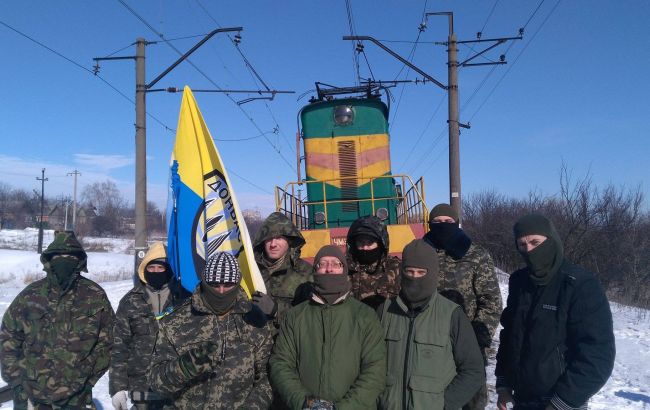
[166,86,265,297]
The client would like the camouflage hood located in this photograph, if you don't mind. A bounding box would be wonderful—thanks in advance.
[346,216,390,257]
[253,212,306,264]
[40,231,88,273]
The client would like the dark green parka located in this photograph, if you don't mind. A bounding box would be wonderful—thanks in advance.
[0,231,115,409]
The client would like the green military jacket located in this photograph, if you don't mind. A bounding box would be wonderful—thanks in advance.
[0,276,114,408]
[269,295,386,410]
[148,288,273,409]
[0,232,114,409]
[378,293,485,410]
[253,212,312,325]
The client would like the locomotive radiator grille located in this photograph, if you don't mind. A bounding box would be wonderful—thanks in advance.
[337,140,359,212]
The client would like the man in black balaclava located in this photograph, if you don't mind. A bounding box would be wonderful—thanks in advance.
[110,242,189,409]
[423,203,502,410]
[346,216,400,309]
[0,231,114,409]
[377,239,484,410]
[148,251,273,408]
[270,245,386,410]
[496,214,615,410]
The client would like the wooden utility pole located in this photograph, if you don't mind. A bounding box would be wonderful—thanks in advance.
[67,169,81,230]
[36,168,48,254]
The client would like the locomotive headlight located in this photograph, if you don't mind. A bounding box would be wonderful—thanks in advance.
[376,207,389,221]
[314,212,326,225]
[334,106,354,125]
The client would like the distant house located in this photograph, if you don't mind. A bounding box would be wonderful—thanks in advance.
[47,204,97,230]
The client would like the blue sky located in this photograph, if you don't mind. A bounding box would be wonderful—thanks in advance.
[1,0,649,217]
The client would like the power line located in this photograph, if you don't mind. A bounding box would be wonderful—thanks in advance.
[468,0,562,123]
[398,93,446,170]
[0,20,173,132]
[117,0,296,172]
[229,170,274,195]
[344,0,361,84]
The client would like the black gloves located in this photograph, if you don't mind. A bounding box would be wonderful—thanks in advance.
[303,396,336,410]
[252,291,278,318]
[178,341,220,379]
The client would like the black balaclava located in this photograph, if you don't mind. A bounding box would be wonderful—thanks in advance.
[352,234,384,265]
[50,256,80,289]
[144,259,173,290]
[400,239,439,310]
[200,252,242,315]
[313,245,351,305]
[513,214,564,286]
[427,203,471,259]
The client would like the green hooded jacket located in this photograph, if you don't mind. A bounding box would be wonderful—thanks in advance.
[0,231,115,409]
[253,212,312,325]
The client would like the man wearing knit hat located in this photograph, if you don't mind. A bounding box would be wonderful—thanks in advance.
[377,239,484,410]
[496,214,615,410]
[345,215,401,309]
[270,245,386,410]
[423,203,502,410]
[148,251,274,409]
[110,242,189,409]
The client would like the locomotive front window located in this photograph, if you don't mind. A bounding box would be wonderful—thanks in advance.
[334,105,354,126]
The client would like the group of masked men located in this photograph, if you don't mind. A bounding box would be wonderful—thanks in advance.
[0,204,615,410]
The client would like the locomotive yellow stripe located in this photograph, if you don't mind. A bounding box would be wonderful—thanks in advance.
[304,133,389,154]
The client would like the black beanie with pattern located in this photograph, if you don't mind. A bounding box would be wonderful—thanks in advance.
[203,252,241,285]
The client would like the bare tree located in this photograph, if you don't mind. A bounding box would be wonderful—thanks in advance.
[81,180,126,235]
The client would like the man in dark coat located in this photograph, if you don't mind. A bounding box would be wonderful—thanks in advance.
[346,215,400,310]
[251,212,312,327]
[109,241,190,409]
[496,214,615,410]
[0,231,114,409]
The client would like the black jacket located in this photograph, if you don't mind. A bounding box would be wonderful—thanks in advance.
[495,261,615,408]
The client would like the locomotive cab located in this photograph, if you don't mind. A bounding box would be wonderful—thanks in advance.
[275,83,428,259]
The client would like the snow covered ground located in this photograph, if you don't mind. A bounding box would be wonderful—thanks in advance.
[0,229,648,408]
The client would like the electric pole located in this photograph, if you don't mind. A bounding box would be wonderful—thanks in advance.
[36,168,48,254]
[134,37,147,275]
[67,169,81,230]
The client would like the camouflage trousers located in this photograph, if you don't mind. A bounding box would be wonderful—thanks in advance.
[13,384,95,410]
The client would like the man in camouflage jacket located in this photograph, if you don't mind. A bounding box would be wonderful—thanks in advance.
[109,241,190,409]
[346,215,400,310]
[0,231,114,409]
[148,252,273,409]
[423,204,502,410]
[252,212,312,327]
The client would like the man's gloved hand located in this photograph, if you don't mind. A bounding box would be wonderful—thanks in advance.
[252,291,278,318]
[302,396,336,410]
[178,341,220,379]
[111,390,128,410]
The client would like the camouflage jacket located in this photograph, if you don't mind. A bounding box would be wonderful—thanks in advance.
[0,276,114,408]
[346,215,401,310]
[253,212,312,325]
[0,231,114,408]
[109,280,189,396]
[347,255,401,310]
[431,241,502,347]
[148,288,273,409]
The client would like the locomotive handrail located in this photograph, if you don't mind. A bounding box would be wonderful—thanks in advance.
[276,174,429,230]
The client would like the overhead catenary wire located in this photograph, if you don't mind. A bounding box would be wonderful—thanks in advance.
[468,0,561,123]
[117,0,296,173]
[344,0,362,85]
[0,19,173,132]
[192,0,296,158]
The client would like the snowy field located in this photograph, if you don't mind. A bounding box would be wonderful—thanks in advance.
[0,229,648,408]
